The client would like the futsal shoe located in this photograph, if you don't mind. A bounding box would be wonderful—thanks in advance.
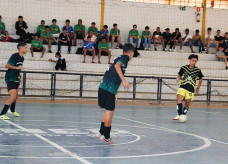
[95,132,102,138]
[173,115,179,120]
[12,112,20,117]
[0,115,10,120]
[99,135,114,144]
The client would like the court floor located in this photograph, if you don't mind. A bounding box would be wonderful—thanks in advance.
[0,102,228,164]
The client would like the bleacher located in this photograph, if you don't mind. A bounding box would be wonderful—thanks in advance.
[0,42,228,102]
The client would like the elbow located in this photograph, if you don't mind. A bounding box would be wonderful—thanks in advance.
[5,64,8,68]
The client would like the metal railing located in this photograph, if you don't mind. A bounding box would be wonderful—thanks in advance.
[0,70,228,104]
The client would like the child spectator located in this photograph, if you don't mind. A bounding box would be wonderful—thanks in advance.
[110,23,121,49]
[40,26,54,53]
[49,19,60,35]
[129,24,141,49]
[98,37,111,64]
[30,34,46,58]
[98,25,109,42]
[162,28,172,51]
[15,16,28,40]
[190,29,205,53]
[88,22,98,36]
[214,30,223,52]
[0,15,9,41]
[205,27,216,54]
[48,52,66,71]
[62,19,74,45]
[37,20,45,37]
[58,27,71,54]
[73,19,85,45]
[182,28,192,46]
[142,26,152,50]
[216,46,228,69]
[153,27,162,51]
[83,36,95,63]
[171,28,183,52]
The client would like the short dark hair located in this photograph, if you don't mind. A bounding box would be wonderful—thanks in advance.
[123,43,135,53]
[217,29,220,32]
[145,26,149,30]
[18,16,23,19]
[89,30,93,33]
[52,19,57,22]
[17,42,27,49]
[91,22,96,25]
[225,32,228,35]
[208,27,212,31]
[0,15,1,18]
[41,20,45,23]
[34,34,39,37]
[185,28,189,32]
[63,27,67,31]
[157,27,160,30]
[195,29,199,33]
[188,54,198,60]
[113,23,117,27]
[87,36,91,39]
[175,28,179,31]
[45,26,49,29]
[66,19,70,22]
[56,52,61,57]
[78,19,82,22]
[101,37,106,41]
[133,24,137,27]
[103,25,108,28]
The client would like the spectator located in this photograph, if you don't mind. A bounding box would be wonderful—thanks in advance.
[171,28,182,52]
[73,19,85,46]
[98,37,111,64]
[128,24,141,49]
[37,20,45,37]
[182,28,192,46]
[83,36,95,63]
[162,28,172,51]
[88,22,98,36]
[58,27,71,54]
[62,19,74,45]
[214,30,223,52]
[15,16,28,40]
[49,19,60,35]
[142,26,152,50]
[98,25,109,42]
[40,26,54,53]
[152,27,162,51]
[205,27,216,54]
[190,29,205,53]
[30,34,46,58]
[216,46,228,69]
[0,15,9,41]
[222,32,228,52]
[110,23,121,49]
[48,52,66,71]
[84,30,97,44]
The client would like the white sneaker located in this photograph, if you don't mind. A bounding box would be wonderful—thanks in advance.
[173,115,179,120]
[180,50,183,52]
[149,48,153,51]
[173,49,176,52]
[99,135,114,144]
[169,49,172,52]
[95,132,102,138]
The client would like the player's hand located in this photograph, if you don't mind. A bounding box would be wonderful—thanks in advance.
[19,75,22,83]
[115,95,118,101]
[195,88,200,94]
[16,65,23,70]
[176,76,180,82]
[123,80,130,89]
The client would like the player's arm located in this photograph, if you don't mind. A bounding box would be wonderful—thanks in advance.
[176,75,181,82]
[114,62,130,89]
[177,67,183,82]
[19,74,22,83]
[5,63,22,70]
[196,78,203,94]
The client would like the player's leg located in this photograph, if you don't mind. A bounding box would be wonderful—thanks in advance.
[179,38,183,51]
[10,88,20,117]
[98,49,102,64]
[183,99,191,115]
[83,49,87,63]
[91,49,96,63]
[30,46,34,57]
[117,36,121,48]
[41,47,46,58]
[107,50,111,64]
[173,88,185,120]
[111,36,114,48]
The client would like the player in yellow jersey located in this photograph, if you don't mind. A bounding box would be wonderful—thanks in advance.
[173,54,203,120]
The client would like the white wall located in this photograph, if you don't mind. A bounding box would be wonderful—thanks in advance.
[0,0,227,41]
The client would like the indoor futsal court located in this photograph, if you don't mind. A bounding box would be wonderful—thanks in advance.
[0,103,228,164]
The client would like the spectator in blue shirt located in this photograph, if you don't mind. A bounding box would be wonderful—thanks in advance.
[62,19,74,45]
[83,36,95,63]
[98,25,109,42]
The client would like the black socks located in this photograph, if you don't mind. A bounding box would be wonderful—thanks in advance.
[10,103,16,113]
[177,103,183,115]
[0,104,10,115]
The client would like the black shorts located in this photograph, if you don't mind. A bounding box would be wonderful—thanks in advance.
[33,47,43,52]
[7,82,20,91]
[101,51,108,56]
[109,36,118,42]
[86,51,93,56]
[77,34,83,39]
[98,87,115,111]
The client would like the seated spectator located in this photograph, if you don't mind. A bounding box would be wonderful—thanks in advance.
[48,52,66,71]
[84,30,97,44]
[205,27,216,54]
[128,24,141,49]
[98,37,111,64]
[0,15,9,41]
[162,28,172,51]
[15,16,28,40]
[190,29,205,53]
[171,28,182,52]
[214,30,223,52]
[30,34,46,58]
[83,36,95,63]
[110,23,121,49]
[142,26,152,50]
[152,27,162,51]
[62,19,74,45]
[182,28,192,46]
[58,27,71,54]
[73,19,85,46]
[49,19,60,35]
[98,25,109,42]
[223,32,228,52]
[40,26,54,53]
[37,20,45,37]
[216,46,228,69]
[88,22,98,36]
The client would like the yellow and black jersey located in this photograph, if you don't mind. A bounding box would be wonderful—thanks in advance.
[178,65,203,93]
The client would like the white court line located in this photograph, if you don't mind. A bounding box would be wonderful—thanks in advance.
[0,156,73,159]
[209,139,228,145]
[3,120,92,164]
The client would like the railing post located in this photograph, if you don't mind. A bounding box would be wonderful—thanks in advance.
[157,77,162,104]
[80,74,83,98]
[133,77,136,100]
[51,72,56,101]
[22,72,26,96]
[207,79,211,105]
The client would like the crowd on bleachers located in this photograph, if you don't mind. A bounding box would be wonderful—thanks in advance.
[0,15,228,68]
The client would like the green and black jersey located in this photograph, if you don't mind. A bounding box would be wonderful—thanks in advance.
[5,53,24,83]
[178,65,204,93]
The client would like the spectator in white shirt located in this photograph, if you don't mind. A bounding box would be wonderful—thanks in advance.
[182,28,192,46]
[205,27,216,54]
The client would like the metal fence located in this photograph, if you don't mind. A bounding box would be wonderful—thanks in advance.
[0,70,228,104]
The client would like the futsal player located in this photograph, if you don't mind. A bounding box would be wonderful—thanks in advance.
[0,42,27,120]
[96,43,135,144]
[173,54,203,120]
